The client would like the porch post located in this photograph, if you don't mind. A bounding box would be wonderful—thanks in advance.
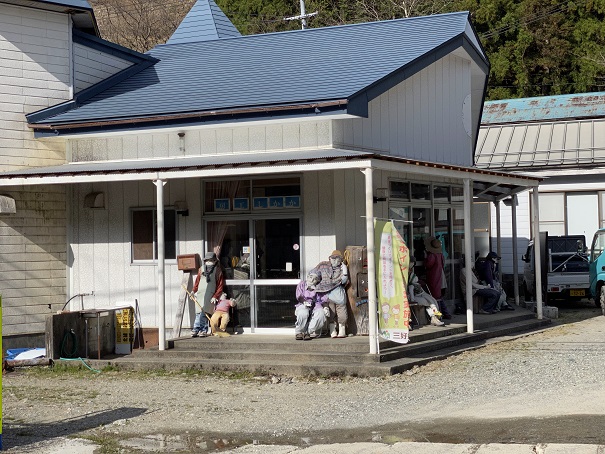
[463,178,474,333]
[511,194,520,305]
[495,201,502,258]
[363,167,379,355]
[532,188,543,319]
[155,179,167,350]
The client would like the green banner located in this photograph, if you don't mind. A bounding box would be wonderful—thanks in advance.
[375,220,411,344]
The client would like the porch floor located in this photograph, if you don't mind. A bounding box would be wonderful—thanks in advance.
[84,305,551,377]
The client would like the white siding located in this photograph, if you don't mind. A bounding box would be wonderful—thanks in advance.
[0,3,69,169]
[70,179,204,329]
[73,42,132,93]
[0,186,67,335]
[0,4,71,337]
[333,54,473,167]
[70,120,334,161]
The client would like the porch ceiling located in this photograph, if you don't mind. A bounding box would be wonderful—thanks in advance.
[0,149,539,201]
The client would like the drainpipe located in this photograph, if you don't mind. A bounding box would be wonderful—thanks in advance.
[178,132,185,155]
[532,188,543,319]
[155,179,167,350]
[363,167,378,354]
[511,194,520,305]
[463,178,474,333]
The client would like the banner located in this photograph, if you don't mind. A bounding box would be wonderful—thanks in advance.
[375,220,411,344]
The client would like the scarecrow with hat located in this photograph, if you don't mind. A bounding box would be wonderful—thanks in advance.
[423,236,452,319]
[475,251,515,311]
[310,250,349,338]
[191,252,226,337]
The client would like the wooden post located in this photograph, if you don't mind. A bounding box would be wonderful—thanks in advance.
[172,272,193,339]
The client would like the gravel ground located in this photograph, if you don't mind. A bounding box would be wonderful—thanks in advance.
[3,312,605,452]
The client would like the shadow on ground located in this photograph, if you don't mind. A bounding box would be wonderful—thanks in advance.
[3,407,147,451]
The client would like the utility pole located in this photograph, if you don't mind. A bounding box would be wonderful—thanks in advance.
[284,0,318,30]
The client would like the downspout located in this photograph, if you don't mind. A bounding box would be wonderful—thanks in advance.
[464,178,474,333]
[155,179,167,350]
[495,200,502,258]
[363,167,378,354]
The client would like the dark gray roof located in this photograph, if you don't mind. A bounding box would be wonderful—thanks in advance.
[167,0,241,44]
[28,11,486,129]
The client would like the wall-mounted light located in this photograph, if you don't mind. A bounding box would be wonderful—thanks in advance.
[175,200,189,216]
[0,195,16,214]
[373,187,388,204]
[83,192,105,209]
[178,132,185,155]
[502,196,518,207]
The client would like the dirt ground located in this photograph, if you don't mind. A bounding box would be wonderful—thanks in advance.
[2,302,604,453]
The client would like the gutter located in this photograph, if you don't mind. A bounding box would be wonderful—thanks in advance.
[28,99,349,131]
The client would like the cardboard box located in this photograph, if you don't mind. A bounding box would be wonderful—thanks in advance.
[177,254,200,271]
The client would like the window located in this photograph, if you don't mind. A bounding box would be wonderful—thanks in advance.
[132,209,177,262]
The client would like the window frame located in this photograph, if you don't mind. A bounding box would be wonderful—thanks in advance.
[131,207,178,264]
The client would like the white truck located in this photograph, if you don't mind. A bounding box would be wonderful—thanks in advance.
[522,234,590,301]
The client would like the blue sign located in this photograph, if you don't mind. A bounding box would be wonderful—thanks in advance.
[214,199,230,211]
[233,198,249,210]
[269,197,284,208]
[253,197,268,209]
[284,196,301,208]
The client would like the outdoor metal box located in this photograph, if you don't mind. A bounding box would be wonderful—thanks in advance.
[177,254,200,271]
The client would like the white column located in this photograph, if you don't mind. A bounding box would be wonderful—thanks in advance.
[464,178,474,333]
[532,188,543,319]
[511,194,520,305]
[495,201,502,258]
[363,167,378,354]
[155,179,167,350]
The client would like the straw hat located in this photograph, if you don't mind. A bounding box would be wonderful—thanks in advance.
[424,236,442,254]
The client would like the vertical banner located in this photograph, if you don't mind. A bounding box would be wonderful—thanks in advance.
[375,220,411,344]
[115,307,134,355]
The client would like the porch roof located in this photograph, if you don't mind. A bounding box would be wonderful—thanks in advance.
[0,149,539,201]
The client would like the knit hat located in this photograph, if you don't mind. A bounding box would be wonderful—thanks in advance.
[203,252,218,262]
[486,251,501,260]
[329,250,343,258]
[424,236,442,254]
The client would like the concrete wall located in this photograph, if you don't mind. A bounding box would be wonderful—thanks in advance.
[333,54,473,167]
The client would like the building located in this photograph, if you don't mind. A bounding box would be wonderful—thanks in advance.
[0,0,540,352]
[476,92,605,282]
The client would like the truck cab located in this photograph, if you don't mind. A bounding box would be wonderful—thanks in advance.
[523,234,590,301]
[589,228,605,313]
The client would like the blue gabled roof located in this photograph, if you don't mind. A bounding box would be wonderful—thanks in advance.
[482,92,605,125]
[167,0,241,44]
[28,11,487,130]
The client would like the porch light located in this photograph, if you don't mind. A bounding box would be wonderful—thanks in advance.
[373,187,388,203]
[502,197,518,207]
[83,192,105,209]
[0,195,16,214]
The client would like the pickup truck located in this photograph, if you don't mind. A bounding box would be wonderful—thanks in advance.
[588,228,605,313]
[523,234,590,302]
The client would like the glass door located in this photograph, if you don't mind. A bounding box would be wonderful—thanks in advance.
[253,218,301,329]
[206,217,301,331]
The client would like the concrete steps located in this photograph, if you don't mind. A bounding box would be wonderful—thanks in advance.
[78,309,551,377]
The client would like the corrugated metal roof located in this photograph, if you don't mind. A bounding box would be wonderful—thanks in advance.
[482,92,605,125]
[11,0,92,9]
[167,0,241,44]
[475,118,605,170]
[29,11,483,127]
